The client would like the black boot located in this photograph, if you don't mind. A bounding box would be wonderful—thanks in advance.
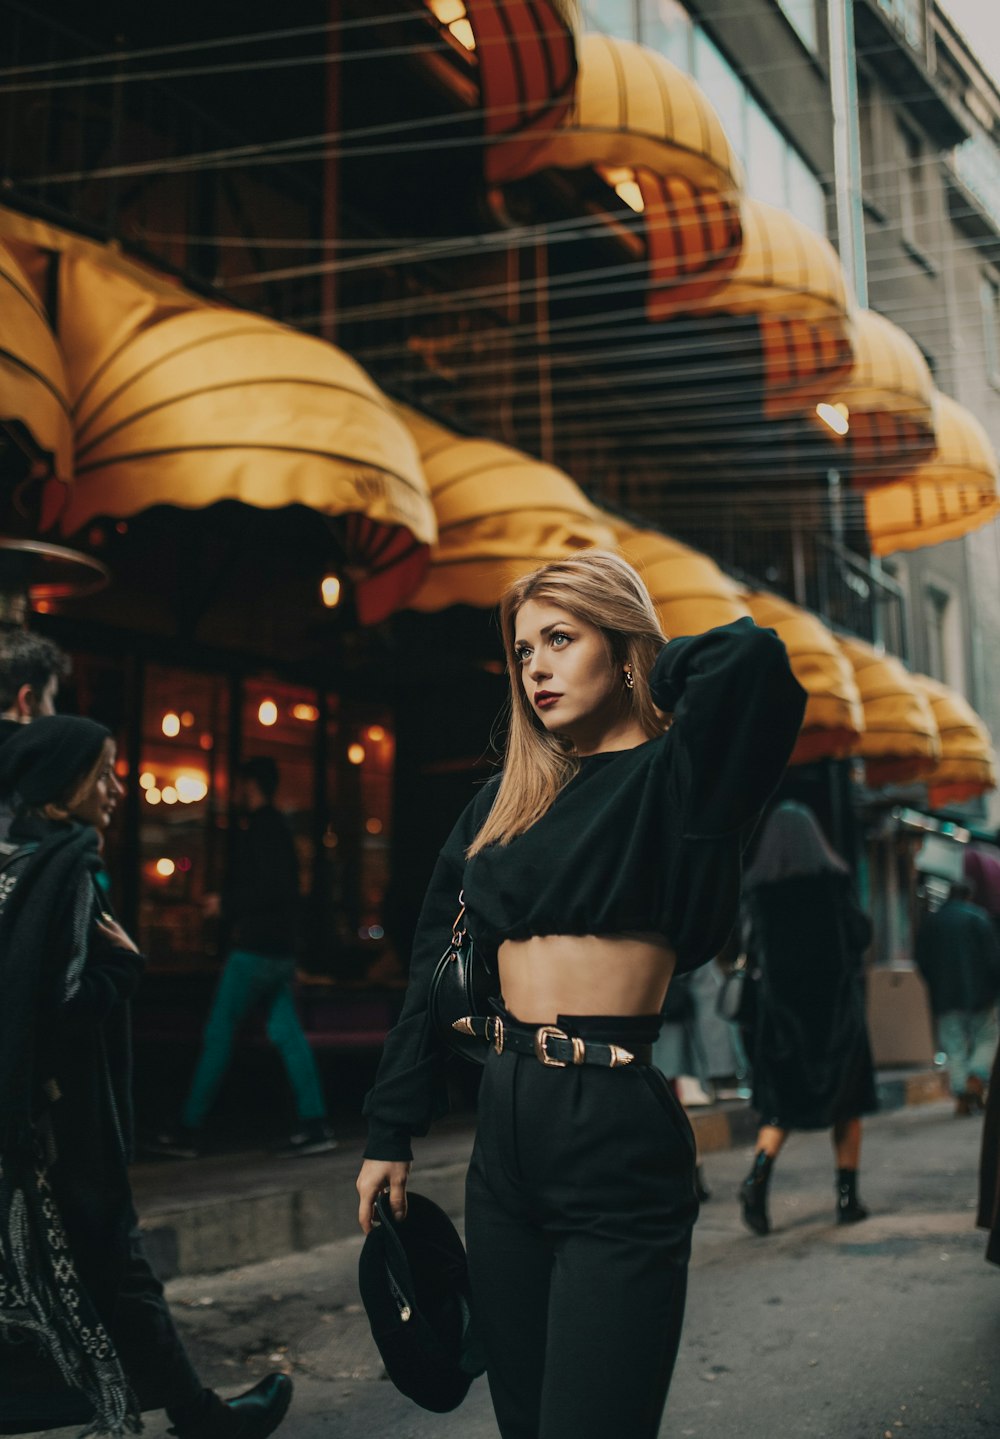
[739,1151,774,1236]
[169,1375,293,1439]
[836,1168,869,1225]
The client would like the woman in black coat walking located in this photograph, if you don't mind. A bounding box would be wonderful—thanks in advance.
[0,716,291,1438]
[738,801,877,1236]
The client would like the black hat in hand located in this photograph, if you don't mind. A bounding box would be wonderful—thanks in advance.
[358,1191,485,1413]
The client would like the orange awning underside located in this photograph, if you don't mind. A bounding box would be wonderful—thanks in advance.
[401,404,614,610]
[865,392,1000,556]
[463,0,579,184]
[913,674,997,807]
[829,310,936,488]
[612,521,750,639]
[0,240,72,485]
[677,198,855,420]
[838,636,939,786]
[744,591,863,764]
[519,33,742,316]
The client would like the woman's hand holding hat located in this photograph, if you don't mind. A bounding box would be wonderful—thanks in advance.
[357,1157,410,1233]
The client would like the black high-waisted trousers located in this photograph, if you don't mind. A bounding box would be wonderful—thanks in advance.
[465,1014,699,1439]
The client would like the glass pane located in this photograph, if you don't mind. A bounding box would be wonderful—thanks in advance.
[774,0,818,51]
[639,0,693,71]
[583,0,637,38]
[138,667,230,972]
[745,98,788,208]
[786,148,827,234]
[692,30,745,166]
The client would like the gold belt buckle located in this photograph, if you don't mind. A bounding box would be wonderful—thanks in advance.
[534,1024,569,1067]
[491,1016,505,1055]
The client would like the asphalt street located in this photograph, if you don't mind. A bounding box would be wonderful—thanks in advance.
[35,1099,1000,1439]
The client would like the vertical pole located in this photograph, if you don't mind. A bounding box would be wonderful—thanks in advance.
[828,0,868,307]
[535,239,555,464]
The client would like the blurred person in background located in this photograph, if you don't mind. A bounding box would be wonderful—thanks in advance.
[0,628,70,841]
[152,756,333,1158]
[916,881,1000,1116]
[738,802,877,1236]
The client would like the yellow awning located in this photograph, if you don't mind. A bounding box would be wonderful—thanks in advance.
[0,240,72,485]
[401,405,615,610]
[425,0,579,184]
[612,521,750,638]
[743,591,863,764]
[838,636,939,786]
[50,251,435,623]
[678,198,855,420]
[913,674,997,807]
[519,33,743,316]
[865,392,1000,555]
[826,309,936,487]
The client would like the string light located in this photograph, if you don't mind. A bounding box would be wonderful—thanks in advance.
[347,743,366,765]
[155,857,176,877]
[321,574,342,609]
[258,699,278,726]
[161,712,181,738]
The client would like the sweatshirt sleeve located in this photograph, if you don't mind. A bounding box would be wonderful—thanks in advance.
[650,617,806,840]
[363,780,498,1161]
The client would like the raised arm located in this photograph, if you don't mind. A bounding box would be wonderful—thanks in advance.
[650,617,806,840]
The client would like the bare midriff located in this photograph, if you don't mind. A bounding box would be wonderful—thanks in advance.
[498,933,677,1025]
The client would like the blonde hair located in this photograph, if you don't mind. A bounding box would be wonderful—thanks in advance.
[468,551,667,855]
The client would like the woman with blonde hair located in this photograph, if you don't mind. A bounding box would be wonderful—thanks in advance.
[357,551,805,1439]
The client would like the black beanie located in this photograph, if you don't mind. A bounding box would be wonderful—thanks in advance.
[0,715,112,807]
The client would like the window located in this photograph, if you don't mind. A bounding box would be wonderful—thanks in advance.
[639,0,693,69]
[876,0,925,52]
[746,98,789,209]
[981,274,1000,387]
[774,0,818,52]
[898,121,930,250]
[692,28,745,163]
[787,147,827,234]
[584,0,639,38]
[923,581,964,691]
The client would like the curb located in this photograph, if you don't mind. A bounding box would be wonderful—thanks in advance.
[137,1068,951,1280]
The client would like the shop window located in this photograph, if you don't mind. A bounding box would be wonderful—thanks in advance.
[137,667,231,972]
[774,0,818,53]
[981,274,1000,388]
[584,0,639,39]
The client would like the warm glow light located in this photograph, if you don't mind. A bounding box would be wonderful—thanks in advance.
[34,600,51,614]
[139,771,156,790]
[365,817,383,835]
[146,787,162,805]
[816,401,850,436]
[175,773,209,804]
[449,17,475,48]
[429,0,466,23]
[347,743,366,766]
[155,857,176,878]
[181,710,195,728]
[199,733,214,751]
[115,759,128,777]
[161,712,181,738]
[603,167,645,213]
[292,703,320,723]
[367,725,386,743]
[258,699,278,727]
[321,574,342,609]
[161,786,178,805]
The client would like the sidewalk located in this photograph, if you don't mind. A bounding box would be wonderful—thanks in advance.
[133,1065,949,1280]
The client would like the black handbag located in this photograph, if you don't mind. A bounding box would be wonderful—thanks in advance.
[428,892,496,1066]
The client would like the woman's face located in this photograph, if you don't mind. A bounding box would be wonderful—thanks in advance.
[67,740,124,831]
[513,599,622,740]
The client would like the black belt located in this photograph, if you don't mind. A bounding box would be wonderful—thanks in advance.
[452,1014,652,1068]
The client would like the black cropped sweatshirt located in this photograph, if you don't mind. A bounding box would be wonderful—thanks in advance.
[364,618,806,1160]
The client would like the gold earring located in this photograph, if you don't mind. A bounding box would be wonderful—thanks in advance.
[623,665,634,691]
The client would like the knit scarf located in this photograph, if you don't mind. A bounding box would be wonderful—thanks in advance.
[0,821,141,1437]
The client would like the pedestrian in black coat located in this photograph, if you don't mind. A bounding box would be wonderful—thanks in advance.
[0,717,291,1439]
[738,801,877,1236]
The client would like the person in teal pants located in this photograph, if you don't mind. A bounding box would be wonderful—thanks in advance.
[152,757,333,1158]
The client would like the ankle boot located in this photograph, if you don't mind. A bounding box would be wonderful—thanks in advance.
[169,1374,293,1439]
[835,1168,869,1225]
[739,1151,774,1235]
